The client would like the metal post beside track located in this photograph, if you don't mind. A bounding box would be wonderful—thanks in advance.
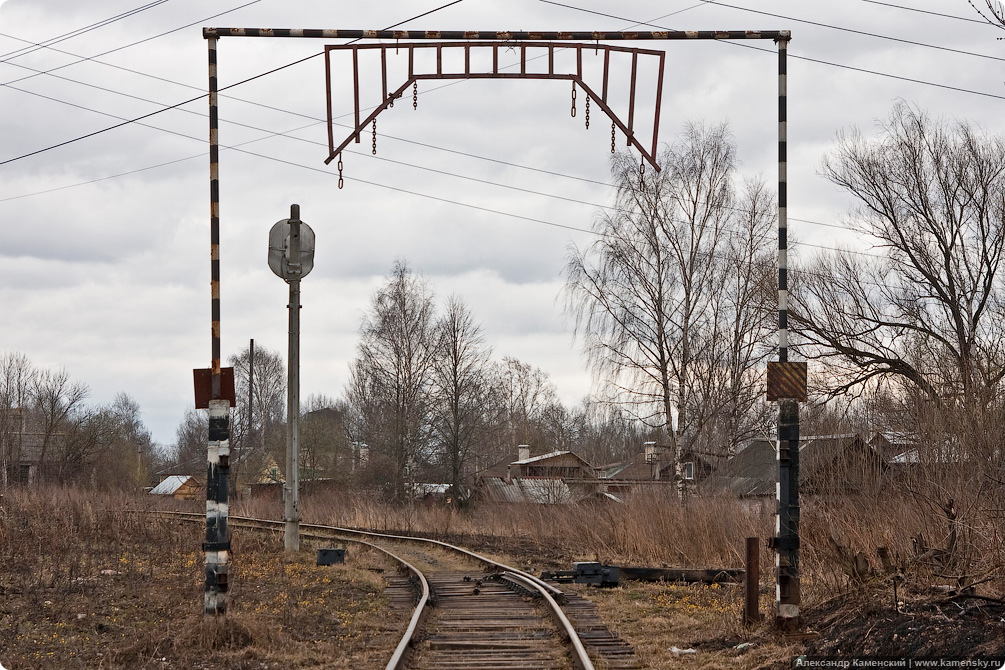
[203,34,231,617]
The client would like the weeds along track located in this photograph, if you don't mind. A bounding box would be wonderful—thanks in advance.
[156,512,642,670]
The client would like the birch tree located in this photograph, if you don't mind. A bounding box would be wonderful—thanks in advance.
[347,261,438,500]
[429,296,495,499]
[565,122,774,474]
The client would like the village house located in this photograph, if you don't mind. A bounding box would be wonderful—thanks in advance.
[596,442,718,498]
[1,408,67,486]
[701,433,887,503]
[149,475,202,500]
[474,446,599,504]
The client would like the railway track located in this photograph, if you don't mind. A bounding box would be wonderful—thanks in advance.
[156,511,642,670]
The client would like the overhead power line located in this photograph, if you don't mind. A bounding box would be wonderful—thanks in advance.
[0,0,170,62]
[0,0,883,251]
[702,0,1005,63]
[857,0,990,24]
[540,1,1005,101]
[0,0,947,268]
[0,0,465,166]
[0,0,264,89]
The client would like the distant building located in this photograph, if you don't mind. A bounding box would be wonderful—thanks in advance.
[701,433,886,500]
[1,408,67,486]
[149,475,202,500]
[595,445,717,498]
[474,447,599,504]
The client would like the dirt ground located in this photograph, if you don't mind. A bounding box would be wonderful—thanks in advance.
[2,499,1003,669]
[0,518,407,669]
[802,578,1005,660]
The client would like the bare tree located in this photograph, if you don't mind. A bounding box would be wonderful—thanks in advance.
[347,260,438,501]
[494,356,566,457]
[565,121,773,477]
[791,103,1005,414]
[85,393,155,489]
[429,296,495,498]
[170,409,209,476]
[300,394,351,485]
[229,343,286,484]
[0,352,35,489]
[694,178,777,453]
[968,0,1005,28]
[32,367,90,482]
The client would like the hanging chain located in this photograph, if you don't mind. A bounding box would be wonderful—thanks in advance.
[413,81,418,110]
[337,153,344,190]
[570,82,577,118]
[639,162,645,190]
[372,119,377,155]
[611,122,616,154]
[585,95,590,129]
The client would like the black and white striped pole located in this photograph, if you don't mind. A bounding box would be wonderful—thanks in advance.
[766,34,804,630]
[199,33,234,617]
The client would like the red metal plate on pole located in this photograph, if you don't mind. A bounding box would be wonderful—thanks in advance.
[194,367,237,408]
[766,362,807,401]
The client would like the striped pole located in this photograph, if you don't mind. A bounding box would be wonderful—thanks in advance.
[774,35,800,628]
[203,28,791,41]
[205,35,231,617]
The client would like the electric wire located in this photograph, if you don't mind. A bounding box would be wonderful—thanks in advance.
[0,0,951,269]
[540,1,1005,102]
[701,0,1005,63]
[857,0,989,25]
[0,0,464,166]
[0,0,264,89]
[0,55,869,259]
[0,0,170,62]
[0,1,876,251]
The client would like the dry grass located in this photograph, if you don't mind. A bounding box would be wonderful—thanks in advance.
[0,486,406,669]
[572,580,803,670]
[4,485,1002,668]
[250,488,1004,604]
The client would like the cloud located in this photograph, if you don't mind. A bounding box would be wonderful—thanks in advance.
[2,0,1004,443]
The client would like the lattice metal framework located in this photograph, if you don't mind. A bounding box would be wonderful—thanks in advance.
[323,42,665,170]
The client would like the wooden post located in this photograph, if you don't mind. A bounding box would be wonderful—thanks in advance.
[744,537,761,626]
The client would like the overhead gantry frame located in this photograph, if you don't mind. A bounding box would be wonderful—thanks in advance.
[200,26,802,630]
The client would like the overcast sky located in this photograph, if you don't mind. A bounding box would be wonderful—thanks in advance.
[1,0,1003,446]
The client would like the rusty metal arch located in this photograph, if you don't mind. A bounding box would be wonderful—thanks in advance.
[323,41,666,170]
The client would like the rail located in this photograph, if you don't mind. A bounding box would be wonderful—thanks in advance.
[154,511,596,670]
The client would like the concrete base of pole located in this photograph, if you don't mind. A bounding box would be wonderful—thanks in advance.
[284,518,300,552]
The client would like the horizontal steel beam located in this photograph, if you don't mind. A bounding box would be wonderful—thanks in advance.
[204,28,790,41]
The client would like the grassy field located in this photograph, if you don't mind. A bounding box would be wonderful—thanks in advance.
[1,487,1003,669]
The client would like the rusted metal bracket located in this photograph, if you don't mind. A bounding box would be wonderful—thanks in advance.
[324,41,666,171]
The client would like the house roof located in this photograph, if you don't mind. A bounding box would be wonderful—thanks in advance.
[702,433,886,497]
[700,438,780,497]
[512,450,590,466]
[150,475,199,496]
[478,449,594,480]
[599,452,675,481]
[1,432,58,461]
[479,477,579,504]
